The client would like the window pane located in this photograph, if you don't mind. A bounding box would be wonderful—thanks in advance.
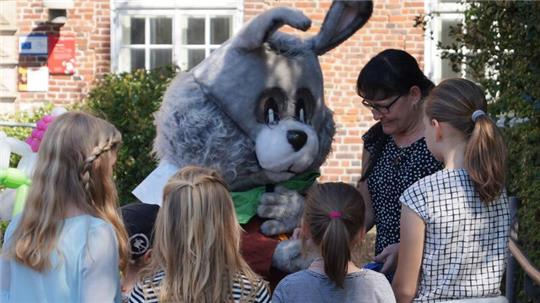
[440,19,462,80]
[182,17,205,45]
[210,16,232,44]
[119,48,147,72]
[441,57,460,80]
[129,18,145,45]
[441,19,460,48]
[188,49,205,70]
[150,49,172,69]
[150,18,172,44]
[119,48,131,72]
[131,49,145,71]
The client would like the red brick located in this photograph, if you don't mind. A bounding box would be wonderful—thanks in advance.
[13,0,425,183]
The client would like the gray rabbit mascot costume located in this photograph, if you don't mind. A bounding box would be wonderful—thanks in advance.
[134,0,373,285]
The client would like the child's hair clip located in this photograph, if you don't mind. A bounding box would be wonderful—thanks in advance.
[328,210,342,219]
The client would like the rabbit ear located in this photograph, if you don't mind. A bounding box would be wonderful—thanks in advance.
[308,0,373,55]
[233,7,312,51]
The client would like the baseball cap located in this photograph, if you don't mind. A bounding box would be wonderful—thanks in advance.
[120,202,160,260]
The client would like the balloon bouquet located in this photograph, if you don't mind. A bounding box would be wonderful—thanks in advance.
[0,107,66,220]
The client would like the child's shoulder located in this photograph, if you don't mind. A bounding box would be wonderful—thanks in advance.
[405,169,462,194]
[65,214,112,231]
[276,270,317,288]
[355,269,392,286]
[62,215,117,246]
[418,169,451,184]
[278,269,389,287]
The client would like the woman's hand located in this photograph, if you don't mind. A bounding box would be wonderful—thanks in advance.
[373,242,400,273]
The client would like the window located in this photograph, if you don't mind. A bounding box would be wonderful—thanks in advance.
[424,1,466,84]
[112,1,242,73]
[178,14,233,70]
[119,16,173,72]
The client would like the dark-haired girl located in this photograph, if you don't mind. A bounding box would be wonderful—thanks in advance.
[356,49,443,276]
[273,183,395,303]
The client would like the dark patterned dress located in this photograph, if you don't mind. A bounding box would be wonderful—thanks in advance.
[362,123,442,255]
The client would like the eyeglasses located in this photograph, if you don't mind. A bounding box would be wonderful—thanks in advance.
[361,95,402,114]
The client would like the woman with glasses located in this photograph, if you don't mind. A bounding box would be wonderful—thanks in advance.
[356,49,443,280]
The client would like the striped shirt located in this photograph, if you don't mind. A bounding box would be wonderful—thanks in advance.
[128,271,271,303]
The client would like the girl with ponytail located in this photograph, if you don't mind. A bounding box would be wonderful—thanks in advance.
[1,112,129,302]
[273,183,395,303]
[393,78,510,302]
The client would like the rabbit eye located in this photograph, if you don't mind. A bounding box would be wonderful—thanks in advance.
[256,87,286,124]
[295,88,314,124]
[265,98,280,125]
[296,98,306,123]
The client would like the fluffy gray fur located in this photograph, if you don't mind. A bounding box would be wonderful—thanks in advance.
[152,0,373,272]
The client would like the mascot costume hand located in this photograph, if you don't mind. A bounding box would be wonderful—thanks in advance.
[134,0,373,282]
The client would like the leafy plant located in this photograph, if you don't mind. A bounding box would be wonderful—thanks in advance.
[84,66,178,204]
[431,1,540,299]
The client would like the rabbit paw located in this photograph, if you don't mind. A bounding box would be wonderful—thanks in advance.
[272,239,315,273]
[257,186,304,236]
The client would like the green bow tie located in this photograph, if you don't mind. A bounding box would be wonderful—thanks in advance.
[231,171,320,224]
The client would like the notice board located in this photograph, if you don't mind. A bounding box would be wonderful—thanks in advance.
[48,34,76,75]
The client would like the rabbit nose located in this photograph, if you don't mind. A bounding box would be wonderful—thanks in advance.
[287,130,308,152]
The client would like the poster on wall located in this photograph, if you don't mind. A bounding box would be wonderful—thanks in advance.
[18,66,49,92]
[48,34,76,75]
[19,34,48,56]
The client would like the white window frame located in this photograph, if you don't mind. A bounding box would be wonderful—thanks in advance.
[176,11,238,71]
[424,0,466,85]
[117,13,175,71]
[110,0,243,72]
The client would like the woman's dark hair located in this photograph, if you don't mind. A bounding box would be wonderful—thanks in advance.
[358,49,435,182]
[356,49,434,101]
[304,182,365,288]
[425,78,506,203]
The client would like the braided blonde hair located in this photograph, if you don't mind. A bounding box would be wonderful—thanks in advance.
[8,112,129,272]
[141,166,263,303]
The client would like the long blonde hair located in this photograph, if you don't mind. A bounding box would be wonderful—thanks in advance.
[425,78,507,203]
[8,112,129,272]
[142,166,261,302]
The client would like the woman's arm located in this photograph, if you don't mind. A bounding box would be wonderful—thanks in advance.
[392,206,425,303]
[358,148,374,231]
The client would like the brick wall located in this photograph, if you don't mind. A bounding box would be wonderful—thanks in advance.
[11,0,425,185]
[244,0,426,184]
[14,0,110,112]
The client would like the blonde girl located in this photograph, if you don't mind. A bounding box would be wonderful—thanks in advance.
[393,78,510,302]
[0,112,129,302]
[273,182,395,303]
[128,166,270,303]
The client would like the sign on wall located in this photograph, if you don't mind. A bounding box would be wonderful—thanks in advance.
[48,34,76,75]
[18,66,49,92]
[19,34,48,56]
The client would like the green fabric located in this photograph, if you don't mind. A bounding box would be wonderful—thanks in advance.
[232,171,320,224]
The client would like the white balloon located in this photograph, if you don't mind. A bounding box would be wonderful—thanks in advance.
[17,153,38,178]
[0,132,10,170]
[7,137,32,157]
[51,107,67,116]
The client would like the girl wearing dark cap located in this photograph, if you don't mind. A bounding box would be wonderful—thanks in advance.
[119,203,160,302]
